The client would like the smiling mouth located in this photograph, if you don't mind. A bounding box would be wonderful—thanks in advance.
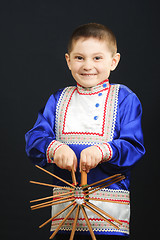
[80,73,97,76]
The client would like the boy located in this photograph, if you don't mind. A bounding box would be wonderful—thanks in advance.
[25,23,145,239]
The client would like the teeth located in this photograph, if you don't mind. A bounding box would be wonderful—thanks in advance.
[81,74,95,76]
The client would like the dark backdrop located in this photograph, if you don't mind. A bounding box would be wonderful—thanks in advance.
[0,0,159,239]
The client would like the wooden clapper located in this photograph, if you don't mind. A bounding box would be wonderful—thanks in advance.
[30,165,126,239]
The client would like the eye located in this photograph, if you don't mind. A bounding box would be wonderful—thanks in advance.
[75,56,84,60]
[94,56,102,61]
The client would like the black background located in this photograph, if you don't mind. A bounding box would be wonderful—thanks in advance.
[0,0,159,239]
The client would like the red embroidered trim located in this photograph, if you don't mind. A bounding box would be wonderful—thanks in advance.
[77,87,108,96]
[103,143,112,160]
[47,141,65,163]
[52,217,129,225]
[62,88,76,134]
[53,143,65,156]
[77,79,109,95]
[52,217,109,222]
[92,197,130,204]
[62,84,111,136]
[95,145,104,159]
[96,79,109,86]
[102,87,110,136]
[77,79,108,87]
[47,140,56,163]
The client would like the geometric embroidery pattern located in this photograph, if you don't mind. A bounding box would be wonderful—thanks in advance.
[30,166,130,238]
[51,187,130,235]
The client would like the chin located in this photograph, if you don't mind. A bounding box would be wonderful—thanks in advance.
[77,79,99,88]
[80,82,96,88]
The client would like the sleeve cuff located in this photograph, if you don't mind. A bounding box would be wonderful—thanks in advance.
[95,143,113,162]
[46,140,65,163]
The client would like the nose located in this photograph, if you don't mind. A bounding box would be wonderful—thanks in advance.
[83,59,93,71]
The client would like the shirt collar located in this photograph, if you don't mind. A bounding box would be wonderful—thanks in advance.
[77,79,109,95]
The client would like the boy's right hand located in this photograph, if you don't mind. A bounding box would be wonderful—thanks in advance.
[53,145,77,172]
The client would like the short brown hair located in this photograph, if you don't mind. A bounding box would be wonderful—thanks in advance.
[67,23,117,55]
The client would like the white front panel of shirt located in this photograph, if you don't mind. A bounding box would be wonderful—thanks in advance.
[63,91,106,134]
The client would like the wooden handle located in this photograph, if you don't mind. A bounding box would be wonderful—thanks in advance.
[81,170,87,186]
[71,167,77,186]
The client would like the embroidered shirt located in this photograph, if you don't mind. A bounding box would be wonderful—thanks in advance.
[25,80,145,236]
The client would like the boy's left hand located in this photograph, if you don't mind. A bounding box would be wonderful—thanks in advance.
[80,146,102,173]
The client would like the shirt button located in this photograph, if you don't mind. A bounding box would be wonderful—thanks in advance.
[94,116,98,120]
[95,103,100,107]
[103,83,107,88]
[98,92,102,96]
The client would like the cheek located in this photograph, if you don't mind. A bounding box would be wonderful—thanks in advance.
[96,65,107,74]
[70,63,82,73]
[97,62,111,73]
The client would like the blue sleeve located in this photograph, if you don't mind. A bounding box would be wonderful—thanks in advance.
[25,92,61,167]
[104,86,145,172]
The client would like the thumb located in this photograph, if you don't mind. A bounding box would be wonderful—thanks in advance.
[73,156,77,172]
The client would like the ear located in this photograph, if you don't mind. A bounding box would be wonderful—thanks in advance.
[65,53,71,70]
[110,53,120,71]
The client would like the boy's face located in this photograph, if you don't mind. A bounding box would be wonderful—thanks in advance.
[65,37,120,88]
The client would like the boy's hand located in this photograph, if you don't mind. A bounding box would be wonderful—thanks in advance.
[53,145,77,172]
[80,146,102,173]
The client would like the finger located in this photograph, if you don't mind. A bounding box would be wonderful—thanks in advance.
[81,162,86,172]
[61,158,67,169]
[90,157,97,169]
[73,156,77,172]
[53,156,60,167]
[66,158,73,171]
[56,158,63,169]
[85,156,92,173]
[80,154,87,172]
[66,154,77,171]
[86,168,90,174]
